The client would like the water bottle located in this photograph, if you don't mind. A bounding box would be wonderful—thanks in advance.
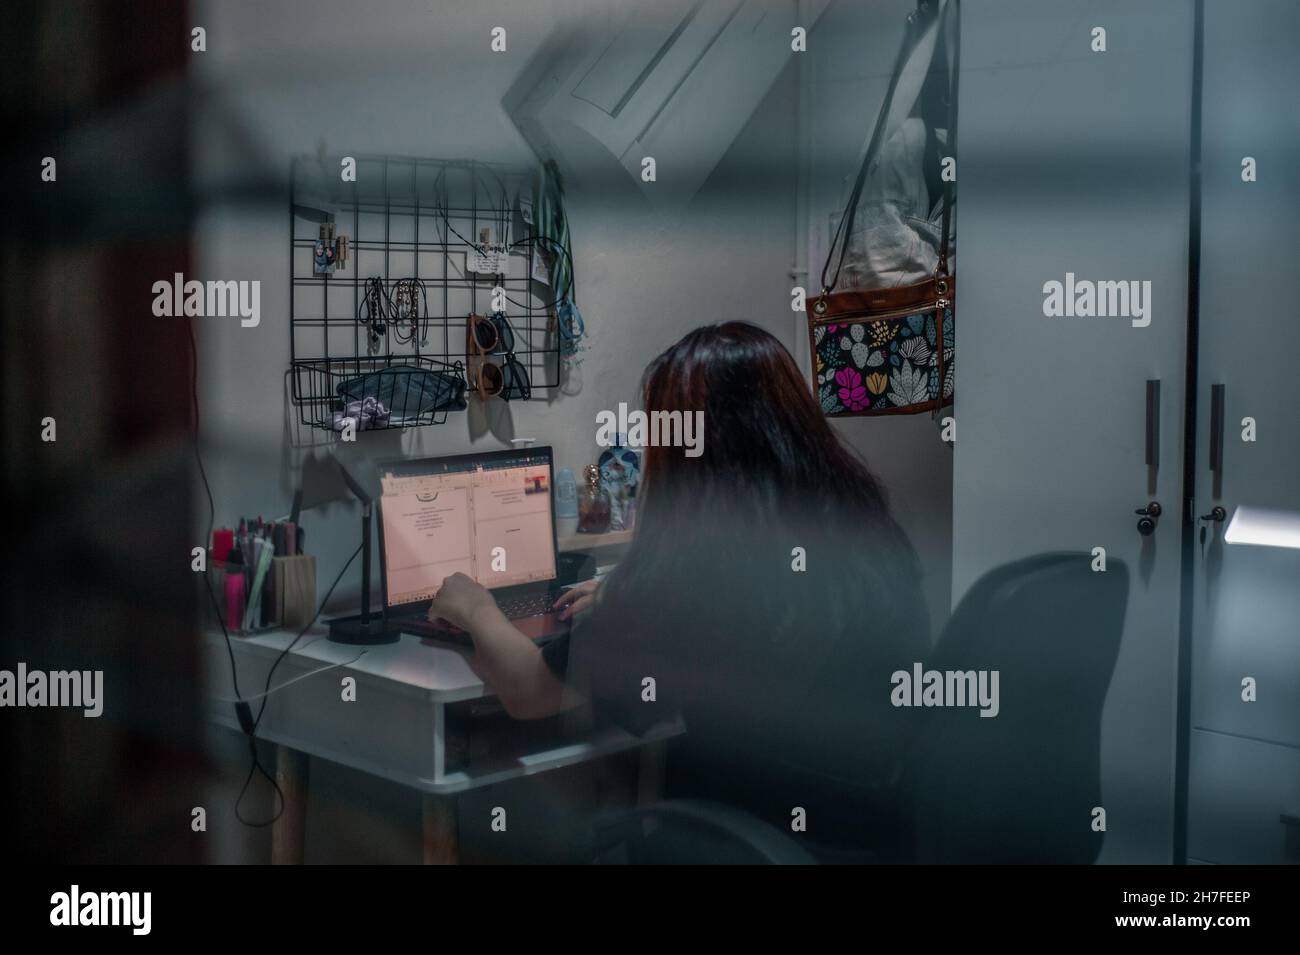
[555,467,579,537]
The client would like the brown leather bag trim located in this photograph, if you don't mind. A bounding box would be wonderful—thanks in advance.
[807,275,954,324]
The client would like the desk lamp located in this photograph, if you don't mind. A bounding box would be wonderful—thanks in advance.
[327,445,398,645]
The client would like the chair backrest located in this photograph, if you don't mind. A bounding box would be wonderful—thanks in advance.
[591,799,817,865]
[903,552,1128,863]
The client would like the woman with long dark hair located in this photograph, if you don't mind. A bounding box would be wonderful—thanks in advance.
[428,321,929,855]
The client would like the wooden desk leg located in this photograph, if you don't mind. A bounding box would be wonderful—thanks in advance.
[637,740,667,807]
[422,793,459,865]
[271,745,309,865]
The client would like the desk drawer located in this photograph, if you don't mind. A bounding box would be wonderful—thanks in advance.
[443,700,587,775]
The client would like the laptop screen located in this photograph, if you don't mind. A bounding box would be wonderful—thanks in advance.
[378,449,556,610]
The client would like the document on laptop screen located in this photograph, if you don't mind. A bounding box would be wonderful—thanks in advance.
[380,460,555,607]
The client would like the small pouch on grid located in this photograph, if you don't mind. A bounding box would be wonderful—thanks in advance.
[336,365,467,419]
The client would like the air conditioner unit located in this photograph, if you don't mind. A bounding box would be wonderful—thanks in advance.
[505,0,829,204]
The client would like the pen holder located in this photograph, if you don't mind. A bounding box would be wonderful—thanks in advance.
[210,558,281,634]
[273,555,317,630]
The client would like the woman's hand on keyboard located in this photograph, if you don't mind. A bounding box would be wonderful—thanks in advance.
[553,579,600,620]
[428,573,497,632]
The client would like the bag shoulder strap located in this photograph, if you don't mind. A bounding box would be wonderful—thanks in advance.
[935,0,959,283]
[820,0,958,297]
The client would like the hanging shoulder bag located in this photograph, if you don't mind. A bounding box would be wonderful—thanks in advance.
[808,0,958,417]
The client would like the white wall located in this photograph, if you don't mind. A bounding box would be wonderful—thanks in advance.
[192,0,798,606]
[193,0,952,634]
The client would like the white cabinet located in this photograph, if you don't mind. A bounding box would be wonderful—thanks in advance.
[952,0,1194,864]
[957,0,1299,865]
[1186,0,1300,865]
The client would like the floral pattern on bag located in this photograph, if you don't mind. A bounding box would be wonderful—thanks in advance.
[814,306,953,415]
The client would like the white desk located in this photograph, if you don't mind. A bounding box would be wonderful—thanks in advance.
[204,624,679,863]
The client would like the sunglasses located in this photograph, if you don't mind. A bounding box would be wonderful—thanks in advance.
[466,313,530,402]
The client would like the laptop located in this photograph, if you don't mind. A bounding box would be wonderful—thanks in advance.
[376,447,569,645]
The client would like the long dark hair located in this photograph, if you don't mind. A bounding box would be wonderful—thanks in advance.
[591,322,923,685]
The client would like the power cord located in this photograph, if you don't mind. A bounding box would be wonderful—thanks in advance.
[187,316,364,828]
[186,317,285,824]
[210,647,367,706]
[252,543,361,737]
[234,542,360,828]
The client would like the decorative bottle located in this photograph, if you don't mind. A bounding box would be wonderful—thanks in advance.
[577,463,611,534]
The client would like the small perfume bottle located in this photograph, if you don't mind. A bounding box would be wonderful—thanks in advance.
[577,463,611,534]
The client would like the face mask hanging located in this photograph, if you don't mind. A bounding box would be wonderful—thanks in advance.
[808,0,958,418]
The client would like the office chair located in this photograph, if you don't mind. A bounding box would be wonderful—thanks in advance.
[590,799,817,865]
[899,552,1128,863]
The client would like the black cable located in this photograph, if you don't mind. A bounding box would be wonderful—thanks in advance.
[233,738,277,829]
[186,319,241,700]
[433,192,573,312]
[185,317,284,823]
[439,210,574,311]
[188,309,364,828]
[253,543,361,733]
[234,541,361,828]
[504,233,574,313]
[437,203,494,255]
[421,163,578,352]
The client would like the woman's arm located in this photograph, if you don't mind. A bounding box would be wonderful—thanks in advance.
[463,602,574,719]
[427,573,578,719]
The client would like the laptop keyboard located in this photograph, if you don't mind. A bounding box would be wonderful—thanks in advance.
[391,590,555,642]
[495,591,554,619]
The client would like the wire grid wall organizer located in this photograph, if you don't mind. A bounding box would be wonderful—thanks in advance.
[289,155,565,432]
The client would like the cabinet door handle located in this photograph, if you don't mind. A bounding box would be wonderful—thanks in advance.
[1136,501,1162,536]
[1146,379,1161,467]
[1209,383,1225,475]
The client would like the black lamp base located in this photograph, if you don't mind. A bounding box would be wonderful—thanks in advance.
[328,614,399,645]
